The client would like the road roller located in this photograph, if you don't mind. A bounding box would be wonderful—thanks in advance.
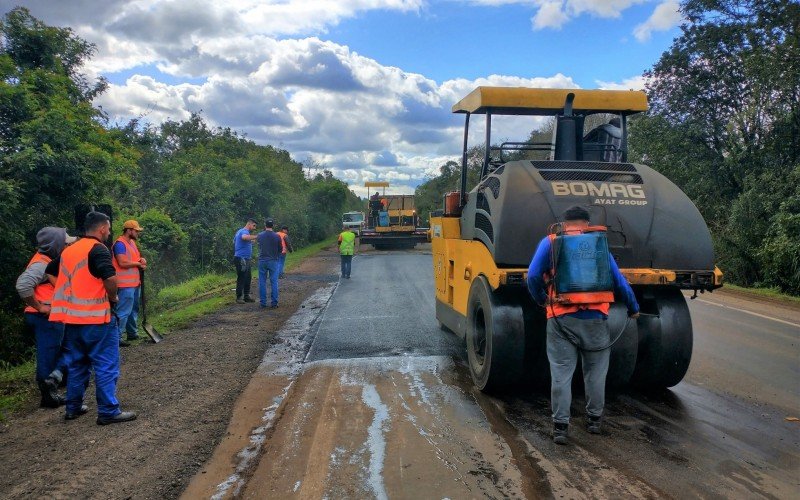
[430,87,723,392]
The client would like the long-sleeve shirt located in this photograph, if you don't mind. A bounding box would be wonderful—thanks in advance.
[526,236,639,318]
[16,258,48,299]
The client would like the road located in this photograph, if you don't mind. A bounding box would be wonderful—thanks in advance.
[185,248,799,499]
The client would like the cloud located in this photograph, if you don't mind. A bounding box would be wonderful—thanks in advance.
[595,75,648,90]
[633,0,682,41]
[532,2,570,30]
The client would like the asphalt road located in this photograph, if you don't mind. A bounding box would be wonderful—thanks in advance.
[225,249,799,499]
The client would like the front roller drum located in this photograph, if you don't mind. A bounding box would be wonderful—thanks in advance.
[631,288,693,389]
[466,276,525,393]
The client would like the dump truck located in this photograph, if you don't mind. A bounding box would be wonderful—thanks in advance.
[431,87,723,392]
[361,181,428,249]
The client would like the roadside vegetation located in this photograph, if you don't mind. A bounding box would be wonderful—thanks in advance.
[0,9,360,366]
[416,0,799,297]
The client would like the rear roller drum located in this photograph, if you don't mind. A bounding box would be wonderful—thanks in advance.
[606,302,639,388]
[466,276,525,393]
[631,288,693,389]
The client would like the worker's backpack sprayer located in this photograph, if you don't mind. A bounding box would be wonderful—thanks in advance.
[546,223,630,352]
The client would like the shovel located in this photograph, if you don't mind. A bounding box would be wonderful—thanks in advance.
[139,269,163,343]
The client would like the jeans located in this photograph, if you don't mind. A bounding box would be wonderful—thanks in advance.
[126,286,140,339]
[24,313,68,383]
[114,286,137,344]
[64,323,121,418]
[234,257,252,299]
[546,315,610,424]
[258,259,280,306]
[340,255,353,277]
[278,253,287,277]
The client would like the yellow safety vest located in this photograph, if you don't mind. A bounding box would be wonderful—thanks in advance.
[339,231,355,255]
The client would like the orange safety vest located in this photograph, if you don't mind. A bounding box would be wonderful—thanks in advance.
[23,253,53,314]
[278,231,288,254]
[50,238,111,325]
[544,224,614,319]
[112,237,141,288]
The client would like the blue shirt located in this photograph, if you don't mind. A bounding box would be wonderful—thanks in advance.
[113,241,127,256]
[234,228,253,258]
[257,230,283,261]
[526,236,639,318]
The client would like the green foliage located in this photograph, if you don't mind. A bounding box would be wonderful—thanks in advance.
[631,0,799,294]
[0,11,363,365]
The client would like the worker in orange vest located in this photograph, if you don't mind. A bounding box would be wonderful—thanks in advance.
[277,225,294,279]
[527,206,639,445]
[112,220,147,347]
[15,227,77,408]
[50,211,137,424]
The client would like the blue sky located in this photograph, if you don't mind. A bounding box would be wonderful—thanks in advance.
[9,0,684,194]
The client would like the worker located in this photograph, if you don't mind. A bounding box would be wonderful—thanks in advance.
[526,206,639,445]
[337,225,356,279]
[233,218,258,304]
[15,227,77,408]
[112,220,146,347]
[50,211,137,424]
[277,225,294,279]
[256,218,283,308]
[369,192,382,227]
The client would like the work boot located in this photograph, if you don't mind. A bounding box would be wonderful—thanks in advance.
[119,340,131,347]
[586,415,602,434]
[553,422,569,445]
[38,379,65,408]
[243,296,255,303]
[97,411,138,425]
[236,297,245,304]
[65,405,89,420]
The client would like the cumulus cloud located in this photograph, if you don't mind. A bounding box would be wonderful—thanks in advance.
[595,75,648,90]
[633,0,682,41]
[8,0,616,193]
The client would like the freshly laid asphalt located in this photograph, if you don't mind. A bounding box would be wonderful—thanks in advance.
[306,251,463,361]
[303,247,799,498]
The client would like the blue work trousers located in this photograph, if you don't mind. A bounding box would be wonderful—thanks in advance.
[278,253,287,277]
[25,313,68,383]
[64,323,121,418]
[340,255,353,278]
[126,286,140,338]
[114,286,137,343]
[258,259,280,306]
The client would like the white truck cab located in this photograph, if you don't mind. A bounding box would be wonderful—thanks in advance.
[342,211,365,236]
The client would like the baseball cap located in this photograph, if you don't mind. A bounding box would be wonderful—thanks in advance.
[123,220,144,231]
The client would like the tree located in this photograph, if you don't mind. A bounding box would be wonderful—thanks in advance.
[631,0,800,291]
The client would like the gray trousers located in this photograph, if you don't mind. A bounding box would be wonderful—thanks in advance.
[546,316,610,424]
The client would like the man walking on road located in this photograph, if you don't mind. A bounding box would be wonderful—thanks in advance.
[337,225,356,279]
[526,206,639,445]
[257,219,283,308]
[234,218,258,303]
[50,211,137,425]
[277,225,293,279]
[112,220,146,346]
[15,227,77,408]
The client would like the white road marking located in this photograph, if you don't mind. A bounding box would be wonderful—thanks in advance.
[695,299,800,329]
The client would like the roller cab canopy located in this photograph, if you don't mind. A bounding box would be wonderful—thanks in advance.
[452,87,648,116]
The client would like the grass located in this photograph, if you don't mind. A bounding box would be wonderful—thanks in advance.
[722,283,800,304]
[0,360,35,421]
[0,236,338,421]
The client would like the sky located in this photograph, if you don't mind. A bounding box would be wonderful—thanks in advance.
[5,0,683,195]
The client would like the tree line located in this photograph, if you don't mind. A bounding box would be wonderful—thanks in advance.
[416,0,799,296]
[0,8,360,364]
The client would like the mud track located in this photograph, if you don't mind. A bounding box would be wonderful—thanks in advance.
[0,250,340,499]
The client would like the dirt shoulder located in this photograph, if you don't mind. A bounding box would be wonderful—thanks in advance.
[0,249,340,499]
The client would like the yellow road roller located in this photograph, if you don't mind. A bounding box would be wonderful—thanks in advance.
[430,87,723,392]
